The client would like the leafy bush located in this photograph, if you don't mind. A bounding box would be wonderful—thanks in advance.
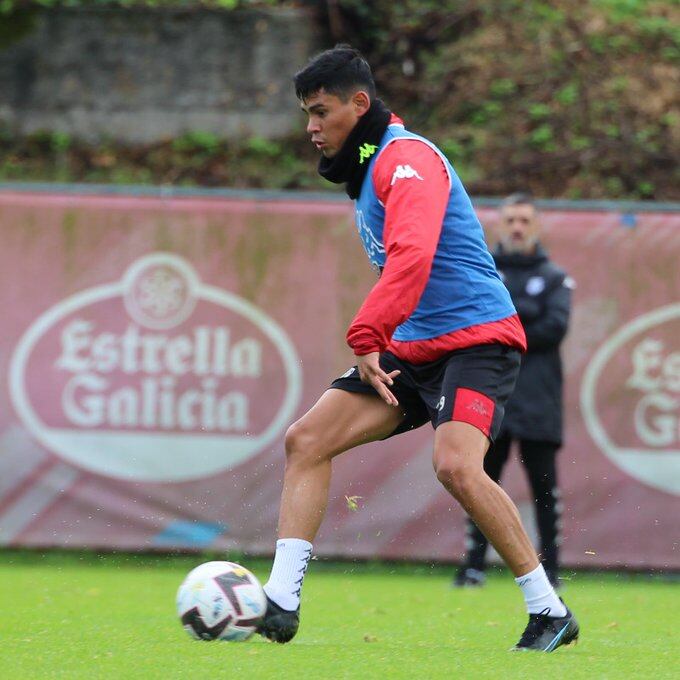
[0,1,270,13]
[330,0,679,199]
[0,0,677,198]
[0,127,327,190]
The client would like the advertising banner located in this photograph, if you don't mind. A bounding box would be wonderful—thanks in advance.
[0,189,677,569]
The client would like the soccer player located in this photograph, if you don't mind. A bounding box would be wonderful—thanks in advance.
[257,45,579,652]
[455,193,573,590]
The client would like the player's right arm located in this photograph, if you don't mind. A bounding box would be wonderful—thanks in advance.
[355,351,401,406]
[346,139,451,357]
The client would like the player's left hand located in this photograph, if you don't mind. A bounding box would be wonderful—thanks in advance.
[356,352,401,406]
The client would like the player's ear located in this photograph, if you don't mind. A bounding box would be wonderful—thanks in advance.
[352,90,371,117]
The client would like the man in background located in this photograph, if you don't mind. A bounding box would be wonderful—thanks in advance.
[455,193,574,589]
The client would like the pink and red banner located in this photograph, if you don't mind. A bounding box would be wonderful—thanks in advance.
[0,189,677,569]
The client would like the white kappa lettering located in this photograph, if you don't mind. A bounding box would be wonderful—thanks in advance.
[390,164,424,185]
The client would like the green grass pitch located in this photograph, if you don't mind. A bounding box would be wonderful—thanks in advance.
[1,551,677,679]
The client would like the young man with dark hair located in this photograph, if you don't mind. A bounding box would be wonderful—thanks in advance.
[455,193,574,589]
[257,45,579,652]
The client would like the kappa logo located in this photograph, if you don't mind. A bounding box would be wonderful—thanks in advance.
[390,164,424,185]
[358,143,378,165]
[467,398,490,417]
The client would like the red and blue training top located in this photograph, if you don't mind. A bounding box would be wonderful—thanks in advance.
[347,115,527,362]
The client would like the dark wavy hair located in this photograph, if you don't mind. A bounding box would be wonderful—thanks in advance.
[293,44,376,101]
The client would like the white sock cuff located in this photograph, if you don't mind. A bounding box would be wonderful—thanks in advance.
[276,538,313,552]
[515,563,567,617]
[263,538,313,611]
[515,563,547,588]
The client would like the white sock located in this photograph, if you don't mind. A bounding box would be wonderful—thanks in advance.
[263,538,313,611]
[515,564,567,617]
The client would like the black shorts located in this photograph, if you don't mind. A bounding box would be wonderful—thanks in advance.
[329,343,521,442]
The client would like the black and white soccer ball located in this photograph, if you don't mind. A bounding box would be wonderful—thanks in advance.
[176,561,267,641]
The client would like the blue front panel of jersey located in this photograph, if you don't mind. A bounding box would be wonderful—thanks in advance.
[356,124,516,340]
[355,168,386,270]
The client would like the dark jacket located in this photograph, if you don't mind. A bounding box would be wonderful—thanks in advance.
[493,243,573,444]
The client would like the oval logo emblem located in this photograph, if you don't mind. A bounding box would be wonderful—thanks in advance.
[580,303,680,495]
[525,276,545,296]
[9,253,302,482]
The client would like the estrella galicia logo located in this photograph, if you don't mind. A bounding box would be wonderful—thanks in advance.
[581,303,680,495]
[9,253,302,482]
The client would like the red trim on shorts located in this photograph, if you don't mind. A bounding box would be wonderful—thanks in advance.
[451,388,496,437]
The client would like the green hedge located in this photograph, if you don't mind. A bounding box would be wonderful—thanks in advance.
[0,0,678,199]
[0,0,279,12]
[333,0,679,199]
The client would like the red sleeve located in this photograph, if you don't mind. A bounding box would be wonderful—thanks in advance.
[346,139,451,355]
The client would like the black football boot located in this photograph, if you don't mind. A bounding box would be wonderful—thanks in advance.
[512,604,579,652]
[257,596,300,643]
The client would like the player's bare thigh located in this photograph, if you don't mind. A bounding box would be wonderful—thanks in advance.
[285,388,405,462]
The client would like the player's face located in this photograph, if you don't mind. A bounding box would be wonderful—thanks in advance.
[499,203,541,254]
[301,88,370,158]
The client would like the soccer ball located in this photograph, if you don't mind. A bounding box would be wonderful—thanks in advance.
[176,561,267,641]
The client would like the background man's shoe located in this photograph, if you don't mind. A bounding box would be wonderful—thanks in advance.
[453,567,486,588]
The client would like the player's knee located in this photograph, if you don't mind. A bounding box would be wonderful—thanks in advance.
[284,418,325,467]
[433,451,462,485]
[433,453,480,499]
[284,420,309,459]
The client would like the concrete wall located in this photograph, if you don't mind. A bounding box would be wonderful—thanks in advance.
[0,7,319,142]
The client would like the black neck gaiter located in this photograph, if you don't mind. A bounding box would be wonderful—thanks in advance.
[317,99,392,199]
